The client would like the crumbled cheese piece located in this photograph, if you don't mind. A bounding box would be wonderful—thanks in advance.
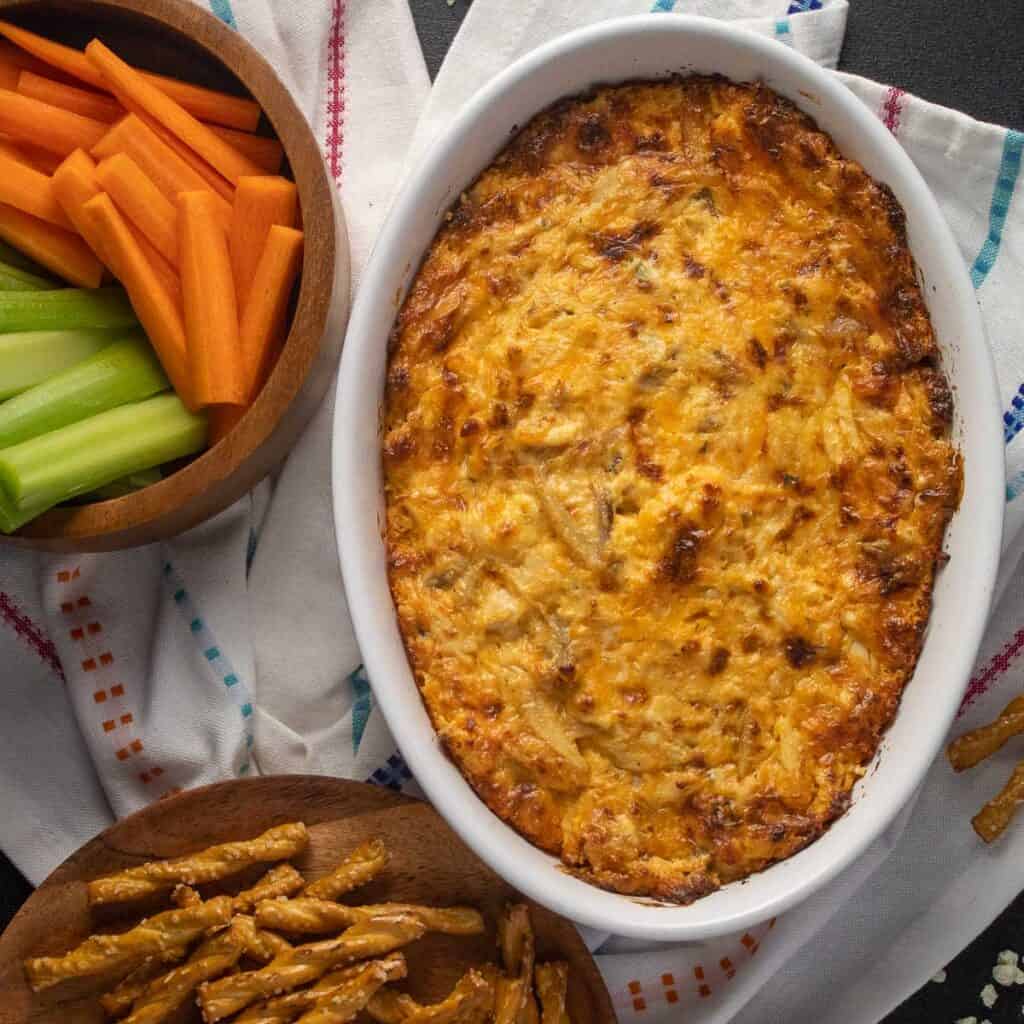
[980,983,998,1008]
[994,962,1018,986]
[931,969,947,983]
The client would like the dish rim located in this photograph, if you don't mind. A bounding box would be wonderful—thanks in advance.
[332,13,1004,940]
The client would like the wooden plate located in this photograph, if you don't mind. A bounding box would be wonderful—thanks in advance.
[0,0,350,552]
[0,776,616,1023]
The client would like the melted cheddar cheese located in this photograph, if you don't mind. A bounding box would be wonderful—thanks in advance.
[382,79,961,902]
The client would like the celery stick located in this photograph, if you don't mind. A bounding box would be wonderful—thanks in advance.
[0,482,48,533]
[0,394,206,514]
[91,467,163,500]
[0,336,167,448]
[0,287,137,333]
[0,329,121,400]
[0,260,58,291]
[0,238,51,277]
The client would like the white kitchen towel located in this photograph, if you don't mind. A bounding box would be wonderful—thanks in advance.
[2,2,1024,1022]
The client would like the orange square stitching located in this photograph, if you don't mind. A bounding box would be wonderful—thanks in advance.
[87,622,102,634]
[120,713,133,725]
[151,766,164,777]
[694,966,705,981]
[661,974,674,986]
[116,747,129,761]
[93,690,106,703]
[628,982,641,995]
[632,998,646,1012]
[70,627,84,641]
[741,934,754,949]
[60,602,73,614]
[720,959,733,972]
[699,985,711,998]
[102,720,115,732]
[110,684,124,697]
[130,739,143,753]
[77,596,91,607]
[749,942,759,955]
[82,658,97,672]
[666,990,679,1004]
[140,772,151,784]
[768,917,776,928]
[99,652,113,666]
[57,571,70,583]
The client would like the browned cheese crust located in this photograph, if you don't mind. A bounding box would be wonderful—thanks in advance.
[382,79,962,902]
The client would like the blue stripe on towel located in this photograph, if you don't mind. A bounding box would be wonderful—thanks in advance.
[651,0,677,11]
[209,0,236,28]
[972,130,1023,289]
[787,0,822,12]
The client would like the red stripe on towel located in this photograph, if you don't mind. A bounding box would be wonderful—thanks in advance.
[959,626,1024,716]
[325,0,348,182]
[0,591,64,681]
[881,86,906,135]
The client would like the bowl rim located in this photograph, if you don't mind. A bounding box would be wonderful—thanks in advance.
[332,13,1004,940]
[0,0,347,550]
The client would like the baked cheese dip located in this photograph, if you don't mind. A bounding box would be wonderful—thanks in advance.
[382,78,961,902]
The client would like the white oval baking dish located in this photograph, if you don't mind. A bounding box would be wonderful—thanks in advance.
[333,14,1004,941]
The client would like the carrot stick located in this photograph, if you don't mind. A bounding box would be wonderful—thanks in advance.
[0,21,260,131]
[229,176,298,315]
[17,70,123,123]
[129,222,181,311]
[239,224,302,401]
[52,149,108,263]
[0,203,102,287]
[0,149,73,229]
[0,38,73,82]
[208,126,283,174]
[178,191,243,407]
[0,54,18,90]
[95,152,178,267]
[0,135,54,175]
[85,40,262,186]
[0,88,106,157]
[141,112,234,202]
[78,193,191,406]
[91,114,232,230]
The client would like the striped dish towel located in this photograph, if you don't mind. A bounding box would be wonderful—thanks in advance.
[1,2,1023,1022]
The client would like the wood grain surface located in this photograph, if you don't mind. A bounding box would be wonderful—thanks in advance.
[0,0,350,551]
[0,776,616,1023]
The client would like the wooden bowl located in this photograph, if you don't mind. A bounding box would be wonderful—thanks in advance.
[0,776,617,1023]
[0,0,350,552]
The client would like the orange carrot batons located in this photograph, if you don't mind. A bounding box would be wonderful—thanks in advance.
[0,87,107,156]
[229,176,298,314]
[0,202,102,287]
[0,21,260,131]
[0,134,63,175]
[0,148,73,229]
[141,113,234,202]
[178,191,244,407]
[85,40,262,185]
[95,152,178,267]
[52,148,110,267]
[78,193,191,405]
[239,224,303,401]
[16,70,123,122]
[208,126,283,174]
[91,114,232,231]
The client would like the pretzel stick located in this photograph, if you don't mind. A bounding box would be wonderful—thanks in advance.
[172,885,202,909]
[366,989,422,1023]
[88,824,310,905]
[198,914,427,1021]
[948,695,1024,771]
[256,897,484,937]
[973,760,1024,842]
[236,956,407,1023]
[303,840,388,901]
[234,864,305,912]
[99,945,191,1018]
[495,905,537,1024]
[121,917,248,1024]
[24,895,233,991]
[534,963,569,1024]
[403,969,494,1024]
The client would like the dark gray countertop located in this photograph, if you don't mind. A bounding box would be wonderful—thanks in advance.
[2,3,1022,1021]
